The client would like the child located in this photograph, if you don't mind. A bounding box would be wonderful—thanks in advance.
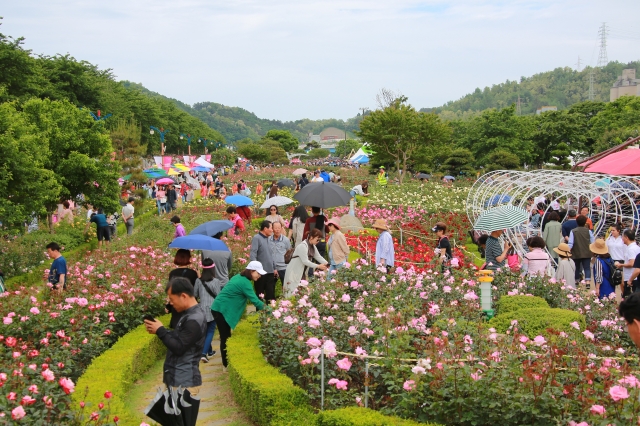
[554,242,576,288]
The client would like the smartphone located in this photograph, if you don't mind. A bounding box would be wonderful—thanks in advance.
[143,314,155,322]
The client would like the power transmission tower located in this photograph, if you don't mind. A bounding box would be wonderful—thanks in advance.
[575,56,582,71]
[597,22,609,67]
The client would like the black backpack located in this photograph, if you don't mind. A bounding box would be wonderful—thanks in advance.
[604,258,622,286]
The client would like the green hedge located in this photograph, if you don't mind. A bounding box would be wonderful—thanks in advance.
[488,308,585,337]
[227,316,439,426]
[73,314,170,425]
[495,295,549,315]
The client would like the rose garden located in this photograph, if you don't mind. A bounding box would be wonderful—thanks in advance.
[1,167,639,426]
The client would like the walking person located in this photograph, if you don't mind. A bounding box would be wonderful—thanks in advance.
[542,211,562,266]
[283,229,328,297]
[591,238,615,299]
[288,205,309,248]
[265,205,287,227]
[225,206,245,236]
[269,222,291,282]
[250,221,277,303]
[521,236,551,277]
[554,243,576,289]
[156,186,167,215]
[167,184,178,212]
[201,232,233,285]
[377,166,388,187]
[144,277,207,425]
[326,218,349,274]
[568,215,595,285]
[46,242,67,292]
[171,216,187,240]
[122,197,135,235]
[211,261,269,371]
[193,258,222,362]
[372,219,394,273]
[86,208,111,249]
[616,229,640,297]
[432,222,452,272]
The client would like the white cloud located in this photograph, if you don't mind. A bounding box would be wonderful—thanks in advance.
[1,0,638,121]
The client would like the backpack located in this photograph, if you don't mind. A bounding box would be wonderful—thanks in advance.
[604,258,622,286]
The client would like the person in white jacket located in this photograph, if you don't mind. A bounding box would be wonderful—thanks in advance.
[283,228,328,298]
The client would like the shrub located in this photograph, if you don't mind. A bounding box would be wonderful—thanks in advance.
[317,407,428,426]
[495,295,549,315]
[489,307,585,337]
[73,314,170,424]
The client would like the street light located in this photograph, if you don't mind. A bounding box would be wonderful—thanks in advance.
[150,126,170,155]
[89,110,112,121]
[198,138,209,154]
[180,133,193,156]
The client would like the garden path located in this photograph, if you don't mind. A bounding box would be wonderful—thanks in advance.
[135,334,255,426]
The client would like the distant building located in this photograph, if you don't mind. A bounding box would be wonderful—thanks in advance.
[536,106,558,115]
[610,69,640,101]
[303,127,346,153]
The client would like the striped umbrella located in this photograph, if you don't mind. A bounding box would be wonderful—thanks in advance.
[473,205,528,233]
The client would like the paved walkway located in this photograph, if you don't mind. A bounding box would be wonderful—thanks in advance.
[136,335,254,426]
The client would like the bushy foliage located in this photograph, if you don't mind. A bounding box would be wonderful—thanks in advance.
[495,295,549,315]
[489,307,585,337]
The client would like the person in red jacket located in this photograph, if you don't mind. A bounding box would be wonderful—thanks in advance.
[225,206,245,235]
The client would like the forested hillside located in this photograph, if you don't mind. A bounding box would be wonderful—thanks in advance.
[425,61,640,119]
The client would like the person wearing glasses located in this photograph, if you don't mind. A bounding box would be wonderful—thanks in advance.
[265,205,286,227]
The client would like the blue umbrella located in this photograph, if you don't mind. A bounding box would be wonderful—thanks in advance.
[595,177,612,188]
[191,166,211,172]
[224,195,254,207]
[169,234,230,251]
[444,176,456,180]
[485,194,512,207]
[189,220,234,237]
[611,181,639,190]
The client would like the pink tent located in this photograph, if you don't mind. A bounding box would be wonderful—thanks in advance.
[583,149,640,175]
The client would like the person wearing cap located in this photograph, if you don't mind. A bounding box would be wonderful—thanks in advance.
[554,242,576,288]
[326,218,349,274]
[432,222,452,272]
[211,261,268,370]
[377,166,388,187]
[590,238,615,299]
[372,219,394,272]
[283,228,328,297]
[121,197,135,235]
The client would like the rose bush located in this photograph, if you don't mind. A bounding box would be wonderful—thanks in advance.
[259,261,640,425]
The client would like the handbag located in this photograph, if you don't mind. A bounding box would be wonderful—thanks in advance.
[284,248,296,264]
[160,197,167,204]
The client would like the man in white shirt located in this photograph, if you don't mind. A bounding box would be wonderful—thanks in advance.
[616,229,640,298]
[121,197,135,235]
[311,171,324,183]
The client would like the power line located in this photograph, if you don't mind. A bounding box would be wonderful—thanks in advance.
[597,22,609,68]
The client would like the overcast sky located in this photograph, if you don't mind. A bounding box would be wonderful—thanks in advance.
[2,1,639,121]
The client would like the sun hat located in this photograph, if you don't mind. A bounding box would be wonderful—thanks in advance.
[372,219,389,231]
[326,218,341,230]
[553,242,572,257]
[431,222,447,232]
[589,238,609,255]
[379,166,385,169]
[246,261,268,275]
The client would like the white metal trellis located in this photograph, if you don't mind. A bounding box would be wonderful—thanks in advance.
[467,170,640,261]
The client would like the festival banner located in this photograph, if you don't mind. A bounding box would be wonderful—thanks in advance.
[153,156,162,167]
[162,156,172,170]
[205,155,212,163]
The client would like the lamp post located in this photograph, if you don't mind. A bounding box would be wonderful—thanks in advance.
[89,110,112,121]
[478,270,495,319]
[150,126,170,155]
[198,138,209,154]
[180,133,193,156]
[213,141,225,151]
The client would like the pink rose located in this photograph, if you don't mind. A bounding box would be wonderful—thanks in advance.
[11,406,26,420]
[609,385,629,401]
[336,357,352,371]
[403,380,416,391]
[59,377,75,395]
[589,404,605,415]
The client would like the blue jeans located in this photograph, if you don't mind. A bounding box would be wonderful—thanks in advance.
[328,262,345,276]
[202,320,216,355]
[156,200,162,215]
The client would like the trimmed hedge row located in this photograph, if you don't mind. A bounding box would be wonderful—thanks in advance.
[489,307,585,337]
[73,314,170,425]
[227,316,436,426]
[495,295,549,315]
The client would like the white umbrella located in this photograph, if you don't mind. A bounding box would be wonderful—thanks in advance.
[473,205,528,232]
[260,196,294,209]
[292,168,308,176]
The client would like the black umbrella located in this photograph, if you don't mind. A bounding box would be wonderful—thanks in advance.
[277,178,296,189]
[416,173,431,179]
[145,387,200,426]
[293,181,351,208]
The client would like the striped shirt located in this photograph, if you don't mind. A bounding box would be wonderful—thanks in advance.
[484,236,505,270]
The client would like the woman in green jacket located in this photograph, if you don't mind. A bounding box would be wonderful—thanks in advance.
[542,211,562,266]
[211,261,267,370]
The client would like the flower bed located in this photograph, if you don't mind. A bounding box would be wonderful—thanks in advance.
[0,246,170,422]
[259,262,640,425]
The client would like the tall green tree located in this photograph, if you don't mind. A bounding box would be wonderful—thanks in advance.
[530,110,586,167]
[334,139,361,158]
[442,148,475,176]
[263,129,299,152]
[358,97,451,184]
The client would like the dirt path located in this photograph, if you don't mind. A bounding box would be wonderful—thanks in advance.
[127,335,255,426]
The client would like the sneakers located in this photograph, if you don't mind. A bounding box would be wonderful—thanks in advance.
[200,355,209,363]
[207,350,217,357]
[222,366,228,372]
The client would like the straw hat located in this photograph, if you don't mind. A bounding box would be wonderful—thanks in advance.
[589,238,609,255]
[326,217,341,230]
[553,242,572,257]
[372,219,389,231]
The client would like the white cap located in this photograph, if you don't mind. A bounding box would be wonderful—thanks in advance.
[246,261,267,275]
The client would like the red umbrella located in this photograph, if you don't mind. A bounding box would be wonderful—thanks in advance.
[584,149,640,175]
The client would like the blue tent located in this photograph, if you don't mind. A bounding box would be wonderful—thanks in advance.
[352,154,369,164]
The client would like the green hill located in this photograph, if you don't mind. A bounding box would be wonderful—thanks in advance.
[425,61,640,119]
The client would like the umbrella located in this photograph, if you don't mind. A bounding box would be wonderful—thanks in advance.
[169,234,230,251]
[595,177,612,188]
[292,168,308,176]
[156,178,176,185]
[444,176,456,180]
[189,220,234,237]
[473,205,528,233]
[277,178,296,189]
[260,196,294,209]
[416,173,431,179]
[167,168,181,176]
[293,181,351,209]
[145,386,200,426]
[191,166,210,172]
[485,194,512,207]
[173,163,190,172]
[224,195,254,207]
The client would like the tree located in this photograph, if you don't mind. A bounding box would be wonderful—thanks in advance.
[486,149,520,171]
[304,141,321,150]
[442,148,475,176]
[307,148,330,159]
[111,117,146,182]
[210,148,236,167]
[238,143,270,163]
[263,129,299,152]
[334,139,361,158]
[549,142,572,169]
[530,110,586,168]
[358,97,451,184]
